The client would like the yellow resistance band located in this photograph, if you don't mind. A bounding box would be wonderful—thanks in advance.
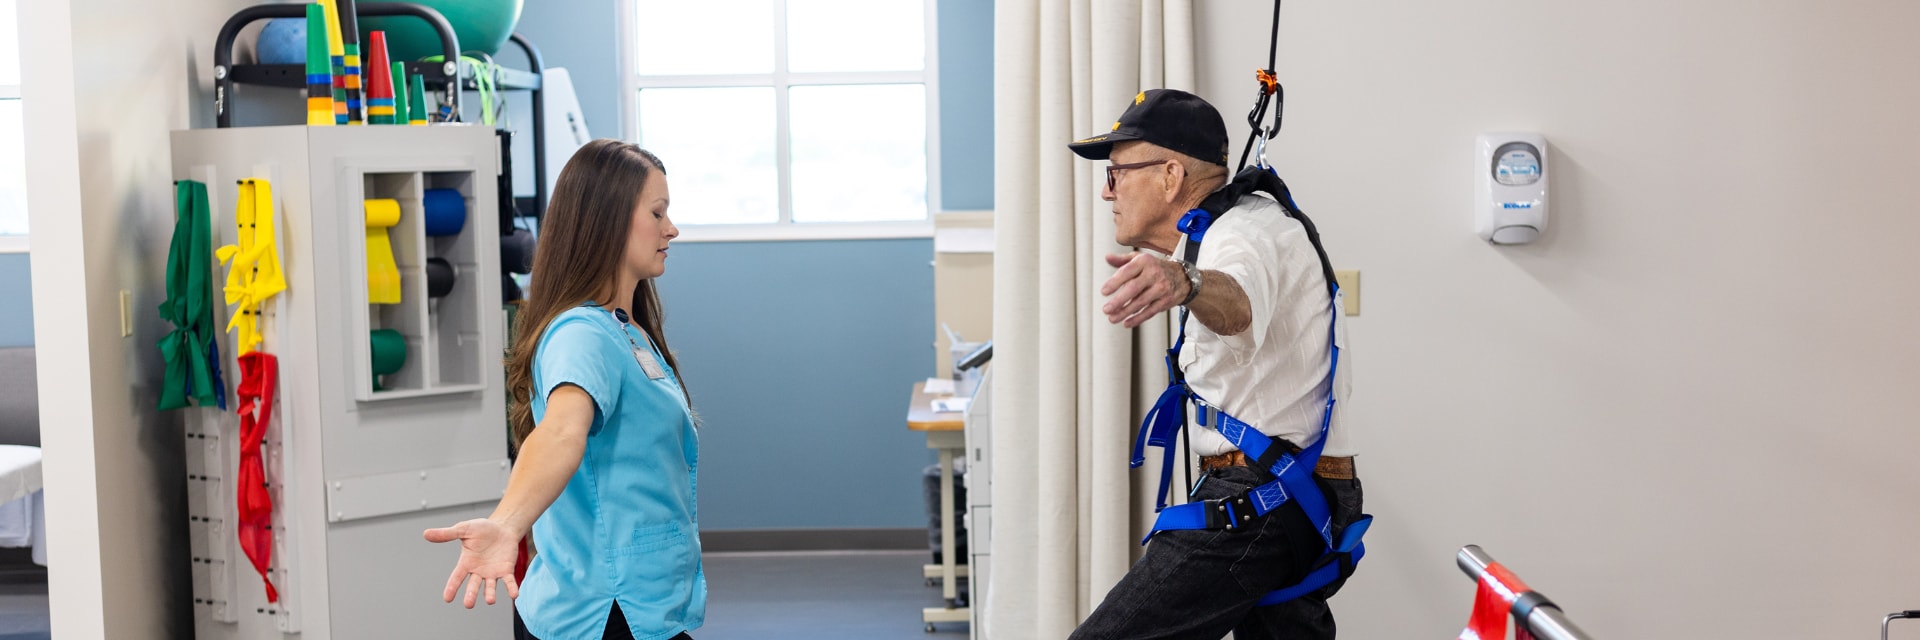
[365,199,403,304]
[216,178,288,355]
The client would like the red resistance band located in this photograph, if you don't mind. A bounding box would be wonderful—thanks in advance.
[236,351,279,603]
[1458,562,1533,640]
[515,535,531,585]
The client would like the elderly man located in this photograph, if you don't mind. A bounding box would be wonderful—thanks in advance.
[1066,89,1367,640]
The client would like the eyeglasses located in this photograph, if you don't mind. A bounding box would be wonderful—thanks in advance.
[1105,159,1170,192]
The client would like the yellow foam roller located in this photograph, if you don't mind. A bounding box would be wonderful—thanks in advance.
[365,199,402,304]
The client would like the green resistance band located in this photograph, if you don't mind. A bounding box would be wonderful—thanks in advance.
[417,54,501,126]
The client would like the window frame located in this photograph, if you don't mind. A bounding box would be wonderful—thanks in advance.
[617,0,941,242]
[0,81,23,253]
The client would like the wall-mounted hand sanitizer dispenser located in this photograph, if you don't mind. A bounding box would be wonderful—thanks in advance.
[1475,133,1548,245]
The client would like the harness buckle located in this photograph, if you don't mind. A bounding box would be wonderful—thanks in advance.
[1202,498,1232,529]
[1202,492,1261,530]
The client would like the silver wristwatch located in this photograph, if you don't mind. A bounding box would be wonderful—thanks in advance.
[1178,260,1203,306]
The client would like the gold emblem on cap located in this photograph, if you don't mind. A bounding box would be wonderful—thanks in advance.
[1112,121,1121,131]
[1134,92,1146,105]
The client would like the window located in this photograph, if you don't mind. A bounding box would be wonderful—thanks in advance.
[622,0,938,239]
[0,0,25,252]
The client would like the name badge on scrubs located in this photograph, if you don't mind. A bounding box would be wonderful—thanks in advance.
[633,348,666,380]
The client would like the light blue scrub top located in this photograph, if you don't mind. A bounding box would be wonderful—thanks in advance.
[518,305,704,640]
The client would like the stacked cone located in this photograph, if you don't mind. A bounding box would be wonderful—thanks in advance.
[391,62,409,126]
[334,0,364,125]
[365,31,396,124]
[408,73,429,125]
[303,4,333,126]
[319,1,346,124]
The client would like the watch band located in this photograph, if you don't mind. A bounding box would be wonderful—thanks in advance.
[1179,260,1204,306]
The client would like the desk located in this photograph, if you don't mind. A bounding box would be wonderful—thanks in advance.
[909,381,969,631]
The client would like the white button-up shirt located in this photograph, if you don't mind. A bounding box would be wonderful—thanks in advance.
[1179,194,1356,458]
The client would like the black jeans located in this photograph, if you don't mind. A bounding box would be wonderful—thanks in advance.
[513,602,693,640]
[1069,465,1365,640]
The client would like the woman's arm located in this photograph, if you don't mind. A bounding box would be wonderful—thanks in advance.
[423,384,597,608]
[489,384,595,537]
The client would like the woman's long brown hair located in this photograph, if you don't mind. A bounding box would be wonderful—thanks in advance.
[506,139,683,447]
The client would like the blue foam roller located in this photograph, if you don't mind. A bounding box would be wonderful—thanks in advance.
[423,188,467,237]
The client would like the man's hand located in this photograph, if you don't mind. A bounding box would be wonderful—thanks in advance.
[1101,253,1189,329]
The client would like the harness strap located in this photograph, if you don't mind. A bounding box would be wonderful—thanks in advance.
[1258,514,1370,607]
[1141,378,1337,544]
[1131,377,1191,512]
[1137,279,1343,537]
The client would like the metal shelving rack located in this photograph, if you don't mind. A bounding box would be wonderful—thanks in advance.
[212,2,551,221]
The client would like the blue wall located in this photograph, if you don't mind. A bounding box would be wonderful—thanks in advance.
[0,254,29,347]
[656,240,934,529]
[938,0,994,211]
[511,0,624,141]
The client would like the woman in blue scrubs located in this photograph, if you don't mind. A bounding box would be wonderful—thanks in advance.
[425,139,704,640]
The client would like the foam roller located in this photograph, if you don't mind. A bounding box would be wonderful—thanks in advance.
[499,228,535,275]
[364,199,402,304]
[426,257,456,298]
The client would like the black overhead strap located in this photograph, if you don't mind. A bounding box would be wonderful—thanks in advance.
[1236,0,1287,172]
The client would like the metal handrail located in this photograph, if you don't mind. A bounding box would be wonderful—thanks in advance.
[1457,545,1595,640]
[1885,610,1920,640]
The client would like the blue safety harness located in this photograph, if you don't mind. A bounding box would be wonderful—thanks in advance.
[1132,166,1372,606]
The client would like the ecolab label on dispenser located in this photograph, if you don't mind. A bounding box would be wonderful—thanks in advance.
[1499,201,1537,209]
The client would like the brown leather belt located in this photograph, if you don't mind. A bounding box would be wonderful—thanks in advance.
[1200,450,1355,480]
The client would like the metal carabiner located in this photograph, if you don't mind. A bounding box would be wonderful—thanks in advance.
[1253,126,1273,170]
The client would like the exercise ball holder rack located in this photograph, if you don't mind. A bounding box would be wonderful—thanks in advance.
[211,1,553,221]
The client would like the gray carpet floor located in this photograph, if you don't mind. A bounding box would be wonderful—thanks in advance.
[0,583,47,640]
[0,551,969,640]
[698,550,971,640]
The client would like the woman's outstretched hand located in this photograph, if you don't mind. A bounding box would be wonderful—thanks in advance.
[424,518,522,608]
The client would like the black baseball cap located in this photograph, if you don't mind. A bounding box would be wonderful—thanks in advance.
[1069,89,1229,166]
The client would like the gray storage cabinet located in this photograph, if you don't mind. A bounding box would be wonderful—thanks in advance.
[171,125,512,639]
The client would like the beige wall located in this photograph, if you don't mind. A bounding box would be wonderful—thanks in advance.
[23,0,262,637]
[1196,1,1920,638]
[935,210,994,375]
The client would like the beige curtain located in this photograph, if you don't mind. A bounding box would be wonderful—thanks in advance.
[988,1,1196,637]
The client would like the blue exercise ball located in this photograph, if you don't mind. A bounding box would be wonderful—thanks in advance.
[255,18,307,66]
[361,0,525,63]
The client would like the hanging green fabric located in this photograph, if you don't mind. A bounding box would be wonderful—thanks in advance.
[158,180,221,411]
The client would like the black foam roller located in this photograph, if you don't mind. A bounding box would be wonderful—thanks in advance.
[426,257,456,298]
[500,228,535,275]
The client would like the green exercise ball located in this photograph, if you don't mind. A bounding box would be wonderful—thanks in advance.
[361,0,525,63]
